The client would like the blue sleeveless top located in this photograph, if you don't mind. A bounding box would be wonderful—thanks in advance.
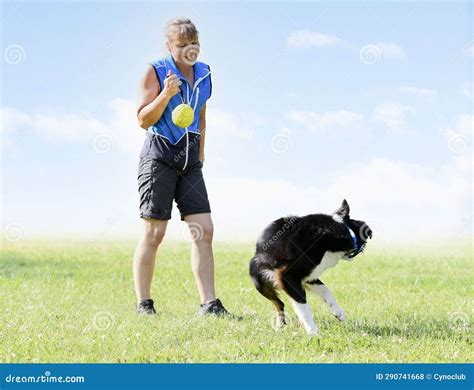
[147,54,212,145]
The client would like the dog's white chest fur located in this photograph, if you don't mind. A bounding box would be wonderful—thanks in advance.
[302,251,346,282]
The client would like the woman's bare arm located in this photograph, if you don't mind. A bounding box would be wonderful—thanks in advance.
[136,66,181,129]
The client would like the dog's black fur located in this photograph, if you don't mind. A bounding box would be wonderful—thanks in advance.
[249,199,373,332]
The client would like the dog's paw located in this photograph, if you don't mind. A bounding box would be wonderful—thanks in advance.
[275,317,287,329]
[332,307,346,322]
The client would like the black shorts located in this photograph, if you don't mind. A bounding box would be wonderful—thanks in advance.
[137,157,211,221]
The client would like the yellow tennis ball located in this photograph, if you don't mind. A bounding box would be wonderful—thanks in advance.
[172,104,194,128]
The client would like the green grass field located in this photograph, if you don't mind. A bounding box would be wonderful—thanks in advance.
[1,238,472,363]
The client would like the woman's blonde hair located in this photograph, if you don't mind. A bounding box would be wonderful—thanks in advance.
[165,17,199,42]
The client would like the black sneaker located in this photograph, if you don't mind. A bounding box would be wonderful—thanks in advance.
[198,298,242,320]
[136,299,156,315]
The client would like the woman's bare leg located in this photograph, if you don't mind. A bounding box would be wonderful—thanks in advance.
[133,218,168,303]
[184,213,215,304]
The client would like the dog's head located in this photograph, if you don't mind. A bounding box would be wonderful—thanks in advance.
[332,199,373,259]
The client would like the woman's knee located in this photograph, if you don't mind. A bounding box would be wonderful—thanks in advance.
[197,222,213,243]
[142,219,167,247]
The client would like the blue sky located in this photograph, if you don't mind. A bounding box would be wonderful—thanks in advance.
[1,0,473,242]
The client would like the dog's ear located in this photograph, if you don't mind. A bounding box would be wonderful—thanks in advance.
[332,199,350,222]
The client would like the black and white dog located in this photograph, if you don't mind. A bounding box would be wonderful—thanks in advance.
[249,199,373,336]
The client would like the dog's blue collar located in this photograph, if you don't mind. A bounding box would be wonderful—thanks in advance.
[343,223,364,258]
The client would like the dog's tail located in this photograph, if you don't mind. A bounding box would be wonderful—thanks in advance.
[249,255,285,314]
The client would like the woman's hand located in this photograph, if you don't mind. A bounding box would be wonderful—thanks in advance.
[163,70,182,98]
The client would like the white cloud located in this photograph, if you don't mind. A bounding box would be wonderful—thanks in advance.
[359,42,406,63]
[0,107,32,151]
[442,114,474,138]
[286,30,342,49]
[287,109,363,133]
[285,30,406,63]
[1,99,144,154]
[4,154,470,243]
[206,107,257,140]
[398,86,437,97]
[371,102,414,133]
[441,114,473,171]
[2,102,471,243]
[198,156,471,242]
[1,107,31,130]
[375,42,406,59]
[1,101,259,154]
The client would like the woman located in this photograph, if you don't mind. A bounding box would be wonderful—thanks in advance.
[133,17,239,319]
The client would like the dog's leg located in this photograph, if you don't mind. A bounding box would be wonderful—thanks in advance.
[267,291,286,329]
[279,273,319,336]
[289,300,319,336]
[250,262,286,329]
[305,279,346,322]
